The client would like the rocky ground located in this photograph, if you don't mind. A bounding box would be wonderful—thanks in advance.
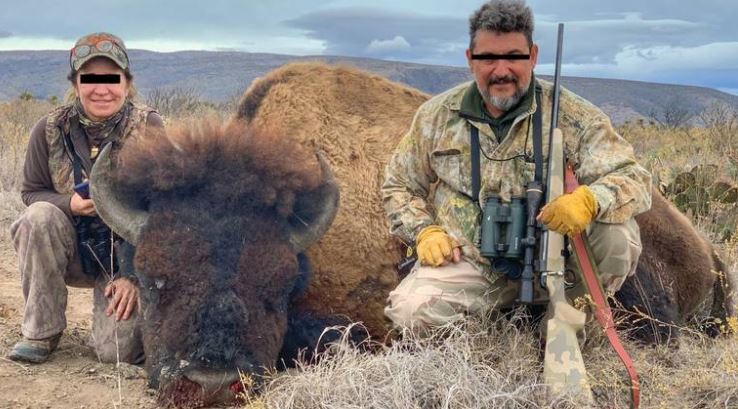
[0,235,159,409]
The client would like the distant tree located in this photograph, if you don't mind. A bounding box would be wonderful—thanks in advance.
[699,102,738,158]
[146,86,204,118]
[18,91,34,101]
[48,95,59,105]
[649,96,695,129]
[219,89,248,114]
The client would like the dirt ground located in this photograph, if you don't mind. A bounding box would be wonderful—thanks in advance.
[0,234,158,409]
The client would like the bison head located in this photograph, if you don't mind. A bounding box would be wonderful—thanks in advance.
[90,120,338,407]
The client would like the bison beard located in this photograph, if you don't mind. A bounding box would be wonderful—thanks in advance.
[90,63,737,408]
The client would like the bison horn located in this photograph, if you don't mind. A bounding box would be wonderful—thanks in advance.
[90,143,149,245]
[289,153,339,252]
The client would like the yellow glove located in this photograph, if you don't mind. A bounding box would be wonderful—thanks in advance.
[537,185,597,236]
[416,225,459,267]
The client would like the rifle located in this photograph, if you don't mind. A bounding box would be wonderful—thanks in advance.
[540,23,594,402]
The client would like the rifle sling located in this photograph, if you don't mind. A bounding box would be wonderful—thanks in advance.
[564,164,640,409]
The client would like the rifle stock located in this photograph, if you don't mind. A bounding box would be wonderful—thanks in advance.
[540,23,593,402]
[541,129,592,401]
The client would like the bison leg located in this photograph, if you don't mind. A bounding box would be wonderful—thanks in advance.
[614,262,680,345]
[705,251,738,337]
[277,310,370,369]
[277,253,370,369]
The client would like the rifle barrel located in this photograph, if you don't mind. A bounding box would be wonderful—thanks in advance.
[550,23,564,131]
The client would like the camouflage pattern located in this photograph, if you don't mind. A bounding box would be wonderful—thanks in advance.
[568,219,642,296]
[542,273,593,402]
[10,201,143,363]
[385,219,641,329]
[71,32,130,72]
[384,260,516,333]
[382,79,652,272]
[45,101,155,195]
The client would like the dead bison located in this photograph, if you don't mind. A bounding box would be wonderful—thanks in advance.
[91,62,736,407]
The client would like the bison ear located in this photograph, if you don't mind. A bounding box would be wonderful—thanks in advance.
[91,143,149,245]
[287,153,339,252]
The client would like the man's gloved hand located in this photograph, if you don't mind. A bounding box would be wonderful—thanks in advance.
[416,225,461,267]
[537,185,597,236]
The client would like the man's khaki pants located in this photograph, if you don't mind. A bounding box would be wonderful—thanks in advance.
[10,201,143,363]
[385,219,642,332]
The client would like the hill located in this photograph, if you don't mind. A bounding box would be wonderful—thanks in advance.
[1,49,737,124]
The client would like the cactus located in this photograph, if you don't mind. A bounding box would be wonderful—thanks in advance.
[665,164,738,241]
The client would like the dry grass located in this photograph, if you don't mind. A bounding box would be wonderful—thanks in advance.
[248,316,559,409]
[242,315,738,409]
[619,120,738,241]
[0,99,52,190]
[0,99,53,233]
[1,99,738,409]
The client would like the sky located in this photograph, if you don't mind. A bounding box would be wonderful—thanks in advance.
[1,0,737,94]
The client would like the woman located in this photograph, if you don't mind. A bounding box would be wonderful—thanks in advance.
[7,32,163,364]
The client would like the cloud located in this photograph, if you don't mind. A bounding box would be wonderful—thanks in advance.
[366,36,410,53]
[719,88,738,96]
[536,42,738,92]
[529,0,737,29]
[614,42,738,72]
[0,36,71,50]
[533,13,706,65]
[0,0,735,92]
[125,36,326,55]
[286,4,738,92]
[0,0,327,55]
[285,7,467,64]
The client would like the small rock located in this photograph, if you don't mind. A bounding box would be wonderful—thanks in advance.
[116,362,146,380]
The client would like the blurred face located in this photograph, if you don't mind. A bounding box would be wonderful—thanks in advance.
[466,30,538,117]
[74,57,130,121]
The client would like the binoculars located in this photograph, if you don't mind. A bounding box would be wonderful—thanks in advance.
[77,217,117,277]
[479,196,527,279]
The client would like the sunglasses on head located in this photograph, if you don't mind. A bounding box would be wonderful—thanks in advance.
[70,37,128,70]
[73,39,115,58]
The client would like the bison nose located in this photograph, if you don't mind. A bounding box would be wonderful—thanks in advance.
[192,291,249,364]
[183,367,243,403]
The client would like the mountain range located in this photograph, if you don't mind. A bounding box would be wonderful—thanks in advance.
[1,49,737,125]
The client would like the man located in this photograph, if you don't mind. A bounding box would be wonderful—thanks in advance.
[382,0,651,332]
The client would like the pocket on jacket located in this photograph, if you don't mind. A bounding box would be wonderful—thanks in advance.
[431,148,472,197]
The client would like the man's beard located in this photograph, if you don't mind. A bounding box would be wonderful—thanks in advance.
[478,75,530,113]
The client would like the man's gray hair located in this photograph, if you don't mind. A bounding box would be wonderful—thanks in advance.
[469,0,534,50]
